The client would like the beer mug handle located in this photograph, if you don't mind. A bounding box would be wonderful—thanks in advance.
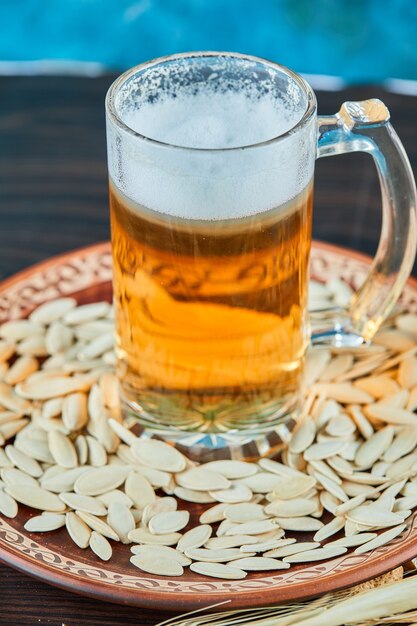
[312,99,417,346]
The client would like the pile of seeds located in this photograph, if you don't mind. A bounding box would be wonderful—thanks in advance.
[0,279,417,580]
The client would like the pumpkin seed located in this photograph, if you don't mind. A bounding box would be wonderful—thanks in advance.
[354,524,406,554]
[66,511,91,548]
[59,492,106,516]
[48,431,78,469]
[131,439,186,473]
[24,513,65,532]
[5,444,42,477]
[74,466,129,496]
[149,510,190,535]
[230,557,290,571]
[177,525,212,552]
[128,528,182,546]
[284,546,348,562]
[130,553,183,576]
[190,561,247,579]
[5,484,65,512]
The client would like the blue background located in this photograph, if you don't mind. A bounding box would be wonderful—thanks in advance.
[1,0,417,83]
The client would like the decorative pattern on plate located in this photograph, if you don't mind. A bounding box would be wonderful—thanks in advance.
[0,240,416,611]
[0,515,414,594]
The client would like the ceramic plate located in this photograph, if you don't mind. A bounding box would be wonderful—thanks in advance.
[0,241,416,612]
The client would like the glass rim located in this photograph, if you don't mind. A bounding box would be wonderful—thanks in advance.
[105,51,317,152]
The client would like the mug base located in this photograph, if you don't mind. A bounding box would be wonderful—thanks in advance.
[123,396,298,462]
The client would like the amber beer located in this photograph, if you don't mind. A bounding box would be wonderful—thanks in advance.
[110,181,313,432]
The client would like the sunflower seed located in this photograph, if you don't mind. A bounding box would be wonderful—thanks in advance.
[66,511,91,548]
[190,561,247,579]
[5,444,42,477]
[0,489,18,517]
[74,466,129,496]
[24,513,65,532]
[131,439,186,473]
[5,484,65,511]
[128,528,182,546]
[354,524,406,554]
[284,546,348,562]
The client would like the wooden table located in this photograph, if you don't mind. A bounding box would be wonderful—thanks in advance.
[0,75,416,625]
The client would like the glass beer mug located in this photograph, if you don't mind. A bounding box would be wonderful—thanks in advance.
[106,52,416,458]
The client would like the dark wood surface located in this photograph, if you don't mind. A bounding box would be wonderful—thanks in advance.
[0,75,416,625]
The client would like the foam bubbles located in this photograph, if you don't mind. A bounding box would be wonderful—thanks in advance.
[122,91,300,150]
[106,56,317,220]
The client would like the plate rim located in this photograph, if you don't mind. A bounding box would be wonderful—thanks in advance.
[0,239,416,612]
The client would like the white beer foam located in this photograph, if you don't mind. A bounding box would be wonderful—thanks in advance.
[107,82,316,220]
[123,92,298,149]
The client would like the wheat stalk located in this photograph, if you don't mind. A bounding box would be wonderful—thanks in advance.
[158,575,417,626]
